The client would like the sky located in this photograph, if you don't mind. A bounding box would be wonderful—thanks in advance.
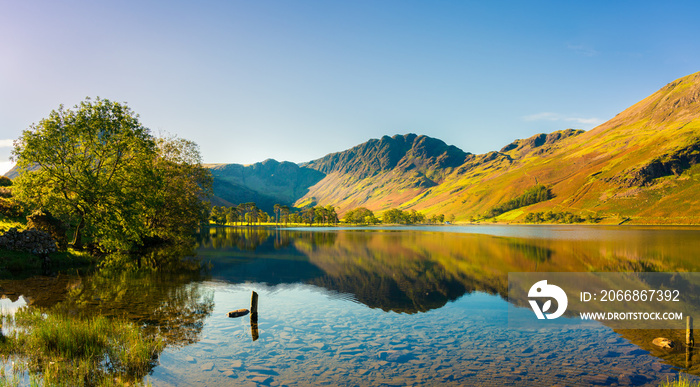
[2,1,700,175]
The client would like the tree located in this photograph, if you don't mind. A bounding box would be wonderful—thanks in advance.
[210,206,224,225]
[226,207,239,225]
[12,97,211,252]
[146,135,212,242]
[343,207,379,225]
[325,205,338,225]
[273,204,280,225]
[280,205,290,225]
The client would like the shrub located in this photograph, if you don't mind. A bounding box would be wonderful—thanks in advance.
[0,198,24,218]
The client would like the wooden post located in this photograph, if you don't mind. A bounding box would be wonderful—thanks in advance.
[250,312,259,341]
[250,291,259,341]
[687,316,694,347]
[251,291,259,315]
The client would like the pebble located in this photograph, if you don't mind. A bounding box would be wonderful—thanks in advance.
[145,284,700,387]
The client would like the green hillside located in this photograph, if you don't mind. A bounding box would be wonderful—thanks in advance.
[293,71,700,223]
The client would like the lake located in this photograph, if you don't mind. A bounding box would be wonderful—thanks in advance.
[3,225,700,386]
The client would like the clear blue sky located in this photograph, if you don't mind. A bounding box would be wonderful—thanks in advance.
[2,0,699,174]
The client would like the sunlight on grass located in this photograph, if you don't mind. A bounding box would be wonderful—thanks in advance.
[0,308,164,386]
[659,375,700,387]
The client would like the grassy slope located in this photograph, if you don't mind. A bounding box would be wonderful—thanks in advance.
[297,71,700,223]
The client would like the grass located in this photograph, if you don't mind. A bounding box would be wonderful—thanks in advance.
[0,248,94,279]
[0,308,164,386]
[659,375,700,387]
[1,216,95,278]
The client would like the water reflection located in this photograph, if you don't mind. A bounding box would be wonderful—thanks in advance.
[3,225,700,386]
[0,269,214,347]
[197,227,700,314]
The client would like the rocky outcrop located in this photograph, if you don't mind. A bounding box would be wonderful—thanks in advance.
[619,139,700,186]
[302,134,469,179]
[0,227,58,255]
[500,129,585,156]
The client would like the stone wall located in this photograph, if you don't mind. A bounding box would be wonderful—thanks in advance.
[0,228,57,255]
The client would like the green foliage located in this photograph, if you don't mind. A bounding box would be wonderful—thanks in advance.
[145,135,212,244]
[0,176,11,187]
[381,208,447,224]
[0,308,164,386]
[0,198,24,219]
[524,211,585,224]
[343,207,380,225]
[208,203,273,226]
[485,184,553,218]
[11,98,211,253]
[0,250,42,276]
[300,205,338,225]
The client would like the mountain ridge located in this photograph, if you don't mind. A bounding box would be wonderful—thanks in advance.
[7,71,700,223]
[209,71,700,223]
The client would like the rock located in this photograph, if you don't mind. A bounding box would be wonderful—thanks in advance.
[26,209,68,250]
[652,337,674,348]
[247,366,279,375]
[250,376,273,384]
[200,362,215,371]
[377,350,416,363]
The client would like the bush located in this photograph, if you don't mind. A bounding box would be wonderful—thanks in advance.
[0,198,24,218]
[0,175,12,187]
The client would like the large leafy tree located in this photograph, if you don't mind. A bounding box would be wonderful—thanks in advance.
[12,97,211,252]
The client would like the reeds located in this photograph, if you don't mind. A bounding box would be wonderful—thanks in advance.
[1,308,164,386]
[660,375,700,387]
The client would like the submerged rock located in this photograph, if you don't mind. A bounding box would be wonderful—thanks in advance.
[652,337,674,349]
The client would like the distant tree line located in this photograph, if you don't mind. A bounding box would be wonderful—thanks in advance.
[343,208,380,225]
[209,203,269,226]
[209,203,340,226]
[209,203,451,227]
[381,208,452,224]
[485,184,553,218]
[523,211,600,224]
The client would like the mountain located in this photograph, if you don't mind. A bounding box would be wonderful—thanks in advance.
[296,134,468,209]
[421,71,700,224]
[206,159,324,212]
[8,71,700,223]
[295,71,700,223]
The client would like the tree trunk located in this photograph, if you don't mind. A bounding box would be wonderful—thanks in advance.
[71,214,85,250]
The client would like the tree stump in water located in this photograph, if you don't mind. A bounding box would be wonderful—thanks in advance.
[228,309,250,318]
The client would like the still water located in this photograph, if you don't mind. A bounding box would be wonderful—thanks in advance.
[3,225,700,386]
